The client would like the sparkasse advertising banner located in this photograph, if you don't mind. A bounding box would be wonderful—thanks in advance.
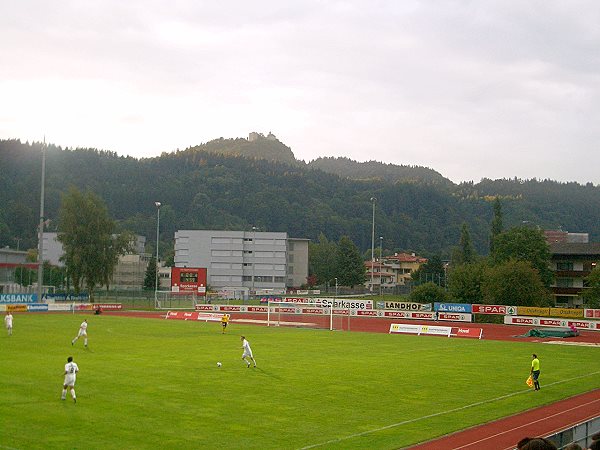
[0,293,37,304]
[283,297,373,310]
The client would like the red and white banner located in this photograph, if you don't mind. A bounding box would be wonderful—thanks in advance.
[166,311,224,321]
[438,312,472,322]
[95,303,122,310]
[472,304,516,315]
[452,327,483,339]
[584,309,600,319]
[504,315,600,331]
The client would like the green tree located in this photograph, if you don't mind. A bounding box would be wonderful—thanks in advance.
[335,235,365,288]
[309,233,338,286]
[57,187,132,301]
[490,226,553,287]
[489,197,503,252]
[409,282,448,303]
[14,266,36,287]
[447,261,487,303]
[43,262,66,289]
[481,259,551,306]
[451,223,476,265]
[581,266,600,308]
[144,256,157,290]
[411,254,445,286]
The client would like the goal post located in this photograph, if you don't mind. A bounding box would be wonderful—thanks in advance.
[267,301,334,330]
[154,291,198,310]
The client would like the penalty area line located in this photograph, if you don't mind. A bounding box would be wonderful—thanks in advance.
[299,371,600,450]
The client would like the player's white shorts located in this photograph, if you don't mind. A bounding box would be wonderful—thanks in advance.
[78,329,87,337]
[63,375,76,387]
[242,349,253,358]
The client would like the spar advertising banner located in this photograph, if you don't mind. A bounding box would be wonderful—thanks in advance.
[383,301,432,311]
[504,315,600,331]
[585,309,600,319]
[472,304,517,315]
[434,302,471,313]
[438,312,472,322]
[382,311,438,320]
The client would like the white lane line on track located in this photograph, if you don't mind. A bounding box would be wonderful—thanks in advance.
[299,372,600,450]
[453,398,600,449]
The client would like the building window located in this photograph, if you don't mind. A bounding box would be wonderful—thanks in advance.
[254,276,273,283]
[556,278,573,288]
[243,263,252,267]
[556,262,574,271]
[274,276,285,283]
[242,275,252,282]
[288,254,294,263]
[288,242,294,251]
[243,250,253,254]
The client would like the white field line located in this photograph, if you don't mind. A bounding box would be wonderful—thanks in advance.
[453,398,600,449]
[300,371,600,450]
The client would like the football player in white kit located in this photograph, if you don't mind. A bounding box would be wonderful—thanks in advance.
[71,319,88,347]
[61,356,79,403]
[4,312,13,336]
[241,336,256,368]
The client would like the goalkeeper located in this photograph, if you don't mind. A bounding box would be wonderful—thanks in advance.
[221,314,229,334]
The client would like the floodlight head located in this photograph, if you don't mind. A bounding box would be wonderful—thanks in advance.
[155,201,161,208]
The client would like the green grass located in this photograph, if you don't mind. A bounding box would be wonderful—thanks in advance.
[1,314,599,450]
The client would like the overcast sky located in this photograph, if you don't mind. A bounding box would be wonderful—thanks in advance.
[1,1,599,184]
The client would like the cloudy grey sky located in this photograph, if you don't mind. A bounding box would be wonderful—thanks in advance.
[1,1,599,184]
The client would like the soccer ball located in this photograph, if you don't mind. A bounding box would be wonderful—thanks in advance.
[217,362,222,367]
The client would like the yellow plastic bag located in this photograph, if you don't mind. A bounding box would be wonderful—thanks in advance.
[526,375,534,388]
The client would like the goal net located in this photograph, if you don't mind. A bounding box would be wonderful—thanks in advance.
[266,301,351,331]
[155,291,199,310]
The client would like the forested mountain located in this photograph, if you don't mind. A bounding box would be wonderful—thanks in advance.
[307,156,451,185]
[1,138,599,260]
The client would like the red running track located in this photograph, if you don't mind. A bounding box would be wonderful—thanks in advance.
[409,389,600,450]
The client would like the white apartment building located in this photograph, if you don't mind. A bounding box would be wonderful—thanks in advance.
[174,230,309,292]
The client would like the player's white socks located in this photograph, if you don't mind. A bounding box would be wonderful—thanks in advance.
[71,390,76,400]
[84,339,88,346]
[61,389,67,400]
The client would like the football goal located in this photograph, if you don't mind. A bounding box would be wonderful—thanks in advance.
[267,300,350,331]
[154,291,198,310]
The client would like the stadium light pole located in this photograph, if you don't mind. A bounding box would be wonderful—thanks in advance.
[334,277,338,299]
[379,236,383,296]
[370,197,376,292]
[154,202,161,306]
[251,226,258,297]
[36,138,46,303]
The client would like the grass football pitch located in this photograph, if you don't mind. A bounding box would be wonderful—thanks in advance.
[1,313,599,450]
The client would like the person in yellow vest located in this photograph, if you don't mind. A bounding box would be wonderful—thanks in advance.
[530,354,541,391]
[221,314,230,334]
